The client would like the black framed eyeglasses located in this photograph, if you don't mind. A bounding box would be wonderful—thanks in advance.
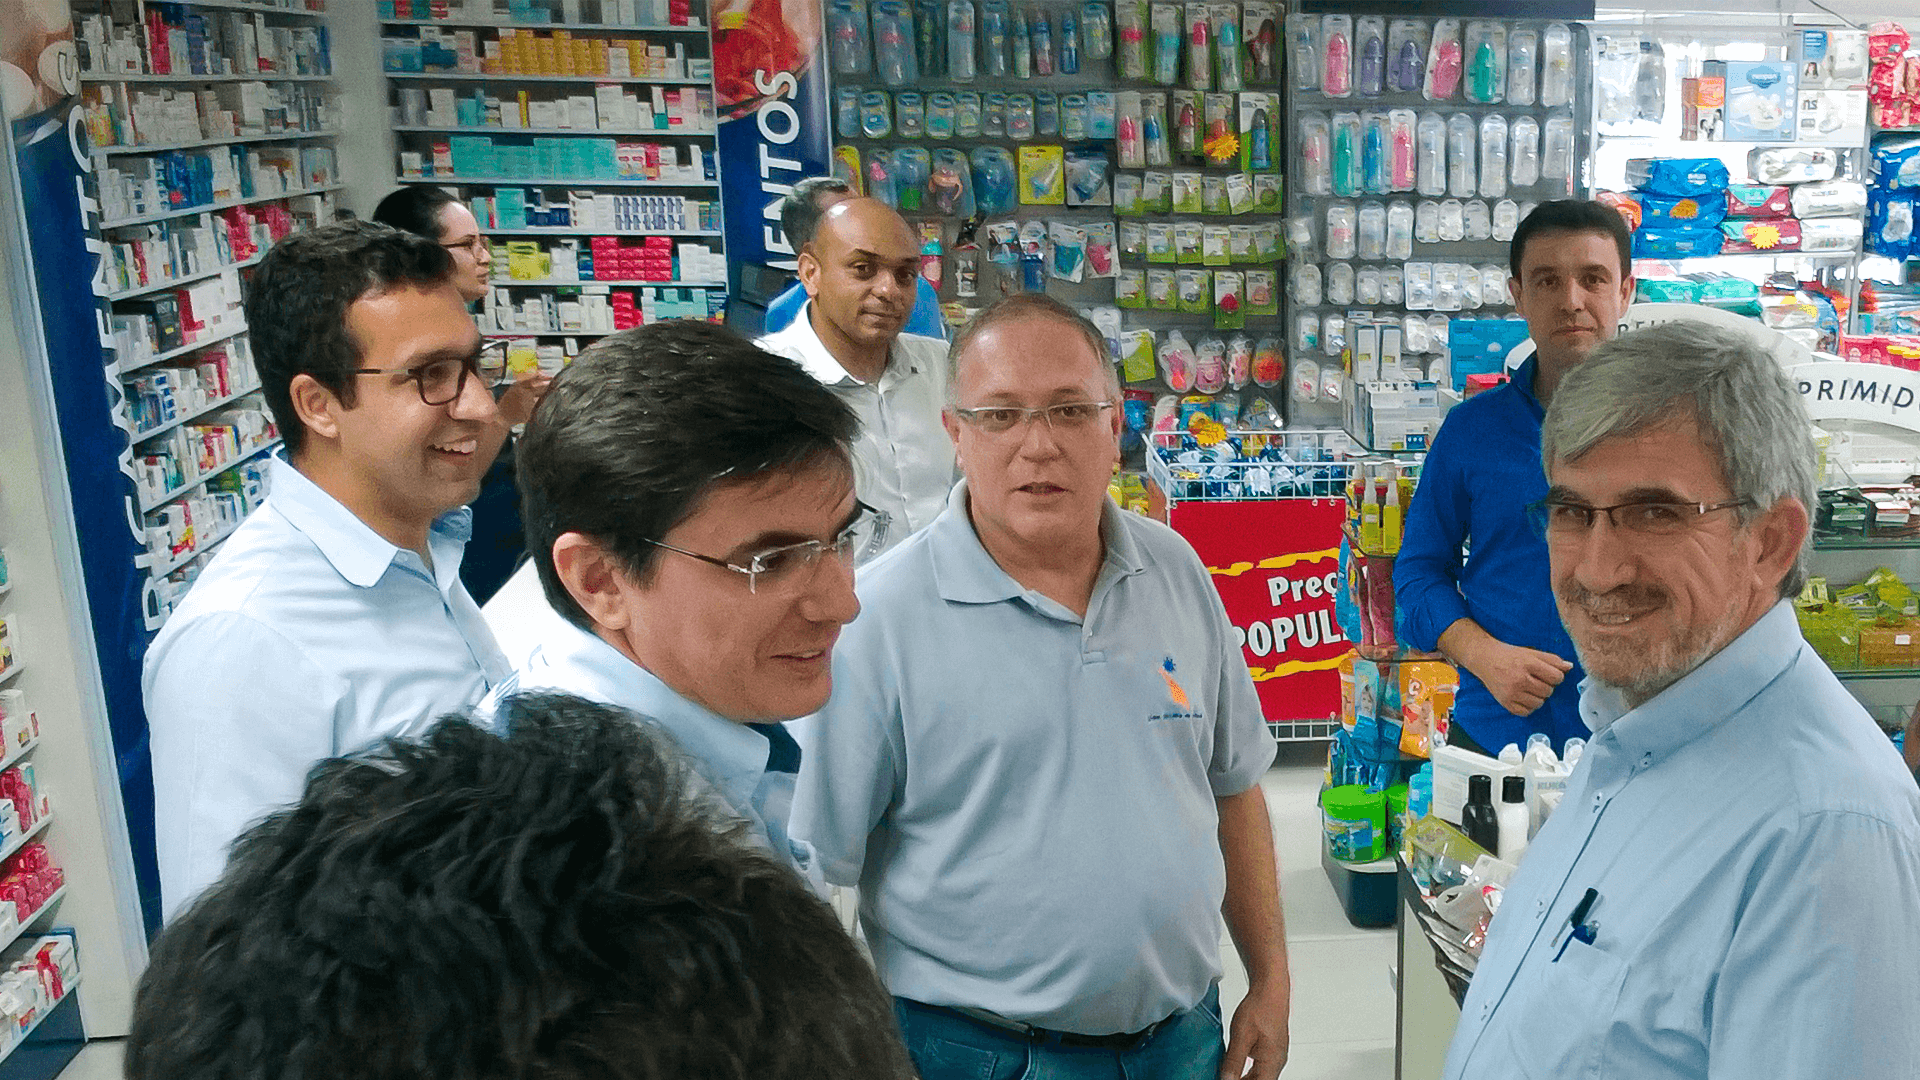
[642,502,892,594]
[440,234,488,256]
[951,400,1116,435]
[349,341,508,406]
[1526,496,1753,541]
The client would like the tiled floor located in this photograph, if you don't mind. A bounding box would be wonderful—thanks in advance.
[1218,746,1398,1079]
[57,753,1394,1080]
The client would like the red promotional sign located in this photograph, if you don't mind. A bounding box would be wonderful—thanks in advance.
[1164,498,1352,723]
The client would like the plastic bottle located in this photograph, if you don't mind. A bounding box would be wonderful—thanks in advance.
[1540,24,1574,107]
[1060,8,1080,73]
[1447,112,1476,197]
[1301,114,1332,195]
[1011,7,1031,77]
[1323,14,1352,97]
[1416,112,1445,196]
[1462,773,1500,852]
[1187,6,1212,90]
[1507,29,1537,106]
[1359,464,1382,551]
[1032,8,1053,76]
[1381,462,1403,554]
[1509,115,1540,187]
[1356,16,1386,96]
[1497,775,1530,862]
[1332,112,1362,197]
[1479,113,1507,198]
[948,0,977,80]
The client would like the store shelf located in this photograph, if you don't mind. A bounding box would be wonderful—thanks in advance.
[0,666,19,690]
[115,322,248,377]
[393,125,712,138]
[101,182,343,230]
[0,736,37,779]
[150,523,241,580]
[0,886,68,963]
[174,0,327,14]
[107,254,264,302]
[487,278,723,287]
[483,226,721,236]
[80,72,334,84]
[0,973,80,1071]
[0,815,53,871]
[1649,250,1860,263]
[398,175,714,188]
[93,128,341,156]
[380,19,707,32]
[1833,667,1920,681]
[131,387,265,444]
[1814,535,1920,551]
[138,439,282,515]
[1599,134,1867,150]
[483,329,608,337]
[385,71,707,85]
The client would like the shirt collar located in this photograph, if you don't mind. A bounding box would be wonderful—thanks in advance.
[265,454,473,591]
[527,620,776,813]
[928,480,1147,607]
[1579,600,1803,766]
[778,300,923,387]
[1511,355,1545,418]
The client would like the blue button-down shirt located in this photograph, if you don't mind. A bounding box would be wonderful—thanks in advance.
[144,456,510,920]
[1444,601,1920,1079]
[1395,358,1586,752]
[792,482,1276,1035]
[762,277,948,340]
[483,619,811,877]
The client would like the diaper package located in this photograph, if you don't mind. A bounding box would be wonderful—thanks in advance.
[1719,217,1802,253]
[1790,180,1868,219]
[1625,157,1730,197]
[1633,224,1726,259]
[1799,216,1865,251]
[1749,145,1840,185]
[1725,184,1793,218]
[1871,136,1920,189]
[1868,188,1917,259]
[1634,191,1728,227]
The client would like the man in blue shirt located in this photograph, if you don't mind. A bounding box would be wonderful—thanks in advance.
[1396,200,1634,754]
[1444,321,1920,1079]
[491,321,875,876]
[794,295,1289,1080]
[144,222,512,919]
[762,176,946,340]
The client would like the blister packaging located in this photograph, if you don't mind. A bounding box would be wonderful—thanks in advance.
[1388,20,1429,95]
[1464,21,1507,104]
[829,0,874,74]
[1322,14,1353,98]
[1333,112,1363,197]
[1426,19,1463,102]
[1479,114,1508,198]
[1356,16,1387,97]
[1447,113,1477,198]
[1508,116,1540,187]
[1540,24,1575,107]
[1416,112,1446,196]
[1506,28,1537,107]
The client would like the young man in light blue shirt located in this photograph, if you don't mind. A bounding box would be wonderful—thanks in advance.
[1444,321,1920,1079]
[488,321,876,875]
[794,295,1290,1080]
[144,222,513,920]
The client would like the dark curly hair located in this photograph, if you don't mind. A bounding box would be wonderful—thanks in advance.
[127,693,915,1080]
[517,320,858,629]
[244,220,453,454]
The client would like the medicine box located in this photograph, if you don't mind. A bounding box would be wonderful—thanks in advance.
[1682,77,1725,141]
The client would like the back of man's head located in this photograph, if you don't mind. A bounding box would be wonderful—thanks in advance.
[245,221,453,454]
[517,320,859,629]
[127,692,916,1080]
[1509,199,1633,279]
[779,175,853,253]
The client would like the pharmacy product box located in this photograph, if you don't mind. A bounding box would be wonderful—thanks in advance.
[1797,90,1867,144]
[1709,61,1797,141]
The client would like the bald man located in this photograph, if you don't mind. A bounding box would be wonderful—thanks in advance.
[757,199,955,558]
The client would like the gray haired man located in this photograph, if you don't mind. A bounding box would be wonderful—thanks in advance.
[1443,322,1920,1080]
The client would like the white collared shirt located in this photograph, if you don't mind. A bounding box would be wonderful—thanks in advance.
[756,301,956,556]
[143,456,510,920]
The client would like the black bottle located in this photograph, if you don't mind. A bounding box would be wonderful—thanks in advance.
[1461,773,1501,854]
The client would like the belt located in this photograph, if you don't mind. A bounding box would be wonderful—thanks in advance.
[910,1000,1176,1051]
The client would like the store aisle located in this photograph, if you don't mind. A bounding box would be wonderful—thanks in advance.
[1217,747,1397,1080]
[54,754,1389,1080]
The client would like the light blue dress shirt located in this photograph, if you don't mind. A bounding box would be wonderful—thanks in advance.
[144,456,510,920]
[1444,601,1920,1080]
[483,619,811,876]
[792,482,1277,1035]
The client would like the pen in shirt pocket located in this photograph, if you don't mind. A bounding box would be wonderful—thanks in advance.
[1551,887,1600,961]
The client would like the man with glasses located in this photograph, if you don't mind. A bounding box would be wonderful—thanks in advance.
[144,221,513,919]
[490,321,869,875]
[1443,322,1920,1080]
[757,197,955,559]
[794,294,1291,1080]
[1396,200,1635,755]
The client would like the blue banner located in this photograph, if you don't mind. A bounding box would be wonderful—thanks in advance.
[711,1,832,290]
[10,5,162,933]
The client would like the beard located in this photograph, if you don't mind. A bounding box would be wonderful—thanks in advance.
[1555,580,1747,708]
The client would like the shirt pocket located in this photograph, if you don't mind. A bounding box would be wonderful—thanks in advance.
[1497,935,1628,1080]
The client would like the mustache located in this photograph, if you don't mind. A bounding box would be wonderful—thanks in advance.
[1557,582,1667,615]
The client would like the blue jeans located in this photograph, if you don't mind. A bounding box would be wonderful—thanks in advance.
[893,986,1225,1080]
